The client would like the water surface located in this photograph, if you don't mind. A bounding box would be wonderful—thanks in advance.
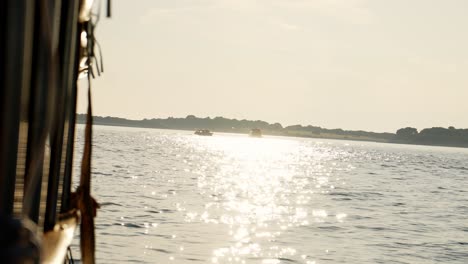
[72,126,468,263]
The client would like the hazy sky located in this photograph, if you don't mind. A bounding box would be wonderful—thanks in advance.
[78,0,468,132]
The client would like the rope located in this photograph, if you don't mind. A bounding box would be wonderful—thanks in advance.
[66,246,75,264]
[72,69,99,264]
[71,1,112,262]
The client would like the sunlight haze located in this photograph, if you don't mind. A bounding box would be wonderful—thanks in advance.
[78,0,468,132]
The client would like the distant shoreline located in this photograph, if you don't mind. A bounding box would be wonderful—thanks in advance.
[76,114,468,149]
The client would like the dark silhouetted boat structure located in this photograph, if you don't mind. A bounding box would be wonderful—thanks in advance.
[195,129,213,136]
[249,128,262,137]
[1,0,110,263]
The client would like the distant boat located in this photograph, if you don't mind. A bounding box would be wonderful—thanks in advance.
[195,129,213,136]
[249,128,262,137]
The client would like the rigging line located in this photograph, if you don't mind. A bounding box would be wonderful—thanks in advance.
[92,35,103,75]
[107,0,111,18]
[94,38,104,73]
[88,59,96,78]
[93,53,101,76]
[66,246,75,264]
[75,65,99,264]
[93,58,100,76]
[86,22,97,79]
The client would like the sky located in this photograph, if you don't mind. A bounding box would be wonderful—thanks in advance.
[78,0,468,133]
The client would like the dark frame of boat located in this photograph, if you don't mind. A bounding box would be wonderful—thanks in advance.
[1,0,110,263]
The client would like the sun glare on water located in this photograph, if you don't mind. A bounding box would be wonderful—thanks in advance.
[184,135,346,263]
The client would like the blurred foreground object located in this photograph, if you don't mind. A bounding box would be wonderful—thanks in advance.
[0,0,110,263]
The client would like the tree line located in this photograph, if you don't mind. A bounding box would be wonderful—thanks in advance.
[76,114,468,148]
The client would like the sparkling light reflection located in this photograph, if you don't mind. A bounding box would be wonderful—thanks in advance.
[188,135,349,263]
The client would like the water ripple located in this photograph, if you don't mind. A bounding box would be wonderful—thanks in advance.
[70,126,468,264]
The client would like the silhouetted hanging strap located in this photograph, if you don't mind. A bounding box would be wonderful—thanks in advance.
[72,78,99,264]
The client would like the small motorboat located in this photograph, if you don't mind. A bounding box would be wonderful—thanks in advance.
[249,128,262,137]
[195,129,213,136]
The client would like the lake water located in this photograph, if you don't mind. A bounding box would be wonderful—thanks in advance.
[72,125,468,264]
